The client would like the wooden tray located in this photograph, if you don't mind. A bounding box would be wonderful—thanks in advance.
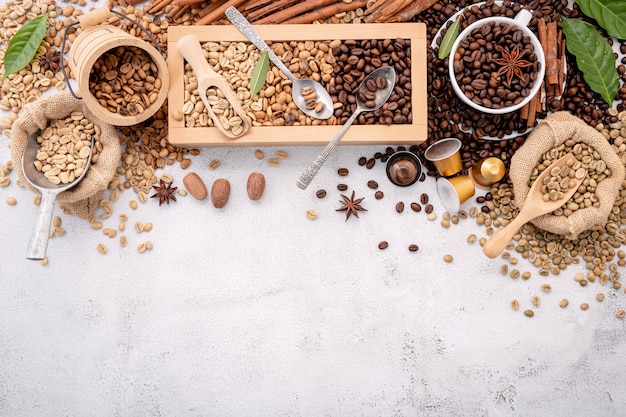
[167,23,427,147]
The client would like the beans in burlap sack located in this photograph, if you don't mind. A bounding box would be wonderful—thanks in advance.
[510,111,624,240]
[8,92,120,219]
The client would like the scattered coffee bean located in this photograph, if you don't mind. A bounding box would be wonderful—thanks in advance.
[425,204,434,214]
[365,158,375,169]
[408,244,419,252]
[316,189,327,199]
[306,209,317,220]
[559,299,569,308]
[524,310,535,318]
[378,241,389,250]
[443,254,453,263]
[358,156,367,166]
[337,167,349,176]
[420,193,429,204]
[367,180,379,189]
[375,191,384,199]
[337,183,348,191]
[410,202,421,212]
[395,201,405,213]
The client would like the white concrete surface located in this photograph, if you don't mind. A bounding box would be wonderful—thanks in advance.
[2,137,626,416]
[1,1,626,414]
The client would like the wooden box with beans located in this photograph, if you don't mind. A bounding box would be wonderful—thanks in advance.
[182,38,412,129]
[167,24,427,147]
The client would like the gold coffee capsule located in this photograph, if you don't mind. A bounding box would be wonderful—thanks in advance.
[424,137,463,177]
[436,174,475,213]
[470,157,506,189]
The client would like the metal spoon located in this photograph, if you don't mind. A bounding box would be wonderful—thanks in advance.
[482,153,586,258]
[225,6,333,120]
[296,66,396,190]
[22,131,94,260]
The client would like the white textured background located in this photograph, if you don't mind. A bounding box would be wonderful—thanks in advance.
[2,0,626,413]
[2,140,625,417]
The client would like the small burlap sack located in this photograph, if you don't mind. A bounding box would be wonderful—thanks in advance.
[9,92,120,219]
[510,111,624,240]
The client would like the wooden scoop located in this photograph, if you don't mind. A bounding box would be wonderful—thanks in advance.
[176,34,251,139]
[483,153,586,258]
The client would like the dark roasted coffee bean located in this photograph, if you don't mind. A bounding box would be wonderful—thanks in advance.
[425,203,434,214]
[375,190,384,199]
[337,183,348,191]
[316,189,327,199]
[376,76,387,89]
[367,180,379,189]
[366,78,377,92]
[337,167,349,176]
[358,156,367,166]
[408,244,419,252]
[420,193,429,204]
[378,241,389,250]
[365,158,375,169]
[395,201,405,213]
[410,202,422,212]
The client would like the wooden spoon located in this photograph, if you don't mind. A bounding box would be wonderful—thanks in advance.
[483,153,586,258]
[176,34,251,139]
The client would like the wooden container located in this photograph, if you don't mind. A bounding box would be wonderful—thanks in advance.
[69,25,169,126]
[167,23,427,147]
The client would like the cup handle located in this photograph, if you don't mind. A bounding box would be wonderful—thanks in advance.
[514,9,533,27]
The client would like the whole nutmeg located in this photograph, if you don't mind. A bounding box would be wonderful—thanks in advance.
[247,172,265,201]
[183,172,207,200]
[211,178,230,208]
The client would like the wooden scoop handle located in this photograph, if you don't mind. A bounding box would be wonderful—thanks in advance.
[482,210,533,258]
[176,34,218,77]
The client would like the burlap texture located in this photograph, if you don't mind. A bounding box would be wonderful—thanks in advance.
[510,111,624,239]
[9,92,120,219]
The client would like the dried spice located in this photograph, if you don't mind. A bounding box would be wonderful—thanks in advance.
[493,45,533,86]
[336,190,367,221]
[38,47,60,74]
[150,180,178,206]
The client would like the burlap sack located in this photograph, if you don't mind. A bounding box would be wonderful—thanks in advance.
[9,92,120,219]
[510,111,624,239]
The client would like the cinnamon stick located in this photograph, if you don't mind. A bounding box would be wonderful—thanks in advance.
[387,0,439,22]
[282,0,367,24]
[546,21,559,87]
[255,0,337,24]
[248,0,300,21]
[376,0,413,21]
[198,0,224,18]
[146,0,173,14]
[175,0,206,7]
[195,0,249,25]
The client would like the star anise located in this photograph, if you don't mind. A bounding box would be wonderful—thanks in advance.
[492,45,533,86]
[39,48,61,74]
[336,190,367,221]
[151,180,177,206]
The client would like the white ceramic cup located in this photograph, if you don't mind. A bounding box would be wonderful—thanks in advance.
[448,9,545,115]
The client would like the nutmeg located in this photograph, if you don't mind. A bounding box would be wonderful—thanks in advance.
[247,172,265,201]
[211,178,230,208]
[183,172,207,200]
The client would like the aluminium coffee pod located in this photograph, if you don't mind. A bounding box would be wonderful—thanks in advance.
[424,137,463,177]
[436,175,475,213]
[385,151,422,187]
[470,157,506,189]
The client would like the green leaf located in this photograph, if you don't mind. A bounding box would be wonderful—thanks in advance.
[249,51,269,97]
[575,0,626,39]
[438,9,464,60]
[562,17,618,106]
[2,13,48,79]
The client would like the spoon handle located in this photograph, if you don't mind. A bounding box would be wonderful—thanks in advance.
[297,111,360,190]
[225,6,297,84]
[482,209,531,258]
[26,190,56,260]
